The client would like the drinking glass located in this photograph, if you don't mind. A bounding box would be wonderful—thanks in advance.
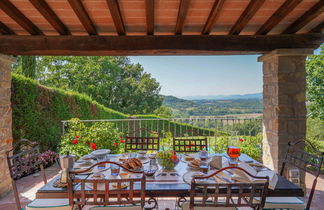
[97,155,106,170]
[199,161,209,174]
[111,164,120,176]
[128,152,137,159]
[227,136,241,166]
[199,150,208,161]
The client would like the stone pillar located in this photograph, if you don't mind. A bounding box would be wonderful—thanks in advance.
[258,49,313,173]
[0,54,16,197]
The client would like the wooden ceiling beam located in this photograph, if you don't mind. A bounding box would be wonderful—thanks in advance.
[202,0,226,35]
[0,21,15,35]
[30,0,70,35]
[256,0,302,35]
[229,0,265,35]
[283,1,324,34]
[0,0,43,35]
[310,21,324,33]
[68,0,96,35]
[0,34,322,56]
[106,0,125,36]
[175,0,190,35]
[145,0,154,35]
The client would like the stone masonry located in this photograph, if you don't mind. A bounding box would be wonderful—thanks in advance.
[258,49,313,173]
[0,54,16,197]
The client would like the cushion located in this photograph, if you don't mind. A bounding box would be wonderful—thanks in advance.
[89,205,142,210]
[181,201,236,210]
[25,199,70,210]
[254,197,305,210]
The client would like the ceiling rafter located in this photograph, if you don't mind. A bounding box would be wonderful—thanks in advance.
[30,0,70,35]
[175,0,191,35]
[106,0,125,36]
[68,0,97,35]
[0,21,15,35]
[145,0,154,35]
[310,21,324,33]
[0,34,323,56]
[229,0,266,35]
[0,0,43,35]
[202,0,226,35]
[282,1,324,34]
[256,0,302,35]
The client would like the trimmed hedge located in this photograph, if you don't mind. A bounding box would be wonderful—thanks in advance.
[11,74,223,152]
[12,74,127,151]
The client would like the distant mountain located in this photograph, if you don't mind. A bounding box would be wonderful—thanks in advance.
[181,93,262,100]
[162,95,262,117]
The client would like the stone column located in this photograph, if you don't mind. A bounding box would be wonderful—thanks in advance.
[258,49,313,173]
[0,54,16,197]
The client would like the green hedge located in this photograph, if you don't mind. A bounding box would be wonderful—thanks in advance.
[12,74,217,151]
[12,74,127,151]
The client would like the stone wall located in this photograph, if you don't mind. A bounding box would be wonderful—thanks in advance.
[0,54,15,197]
[259,49,312,173]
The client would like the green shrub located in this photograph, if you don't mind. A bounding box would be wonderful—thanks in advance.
[59,118,124,158]
[210,135,262,161]
[12,74,127,151]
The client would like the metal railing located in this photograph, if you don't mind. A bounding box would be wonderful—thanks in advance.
[62,117,262,138]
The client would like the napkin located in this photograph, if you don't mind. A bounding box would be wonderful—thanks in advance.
[231,162,278,190]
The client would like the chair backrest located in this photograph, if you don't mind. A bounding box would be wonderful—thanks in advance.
[68,161,145,208]
[280,139,324,209]
[190,166,269,210]
[125,128,160,151]
[173,130,208,153]
[6,139,47,210]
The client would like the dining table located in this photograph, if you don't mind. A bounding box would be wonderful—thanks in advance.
[36,152,304,207]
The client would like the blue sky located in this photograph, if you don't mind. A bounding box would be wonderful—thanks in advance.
[129,55,263,98]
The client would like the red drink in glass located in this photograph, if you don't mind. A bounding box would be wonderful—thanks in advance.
[227,146,241,159]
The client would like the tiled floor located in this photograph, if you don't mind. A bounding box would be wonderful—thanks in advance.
[0,164,323,210]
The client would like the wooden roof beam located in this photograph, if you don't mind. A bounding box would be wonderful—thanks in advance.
[175,0,190,35]
[68,0,97,35]
[30,0,70,35]
[0,0,43,35]
[0,21,15,35]
[283,1,324,34]
[310,21,324,33]
[229,0,265,35]
[256,0,302,35]
[106,0,125,36]
[0,34,322,56]
[145,0,154,35]
[202,0,226,35]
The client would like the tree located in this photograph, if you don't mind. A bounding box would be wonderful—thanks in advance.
[154,106,173,118]
[13,56,163,115]
[306,45,324,120]
[13,56,37,79]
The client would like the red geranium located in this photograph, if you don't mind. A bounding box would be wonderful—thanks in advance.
[120,140,125,143]
[186,146,190,149]
[72,139,78,144]
[90,143,97,150]
[190,143,195,146]
[75,136,79,138]
[240,138,244,142]
[201,145,205,149]
[113,142,118,146]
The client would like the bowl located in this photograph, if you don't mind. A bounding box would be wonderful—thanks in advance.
[91,149,111,159]
[144,169,157,177]
[157,155,180,170]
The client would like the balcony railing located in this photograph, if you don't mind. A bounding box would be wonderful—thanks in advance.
[62,117,263,160]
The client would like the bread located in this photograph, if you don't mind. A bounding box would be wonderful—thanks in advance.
[132,158,142,168]
[127,159,138,170]
[190,159,201,168]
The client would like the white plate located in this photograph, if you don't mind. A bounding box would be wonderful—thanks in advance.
[91,149,111,157]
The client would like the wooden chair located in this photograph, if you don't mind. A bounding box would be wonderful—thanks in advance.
[173,130,208,153]
[6,139,47,210]
[259,139,324,210]
[125,128,160,152]
[183,166,269,210]
[68,161,145,210]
